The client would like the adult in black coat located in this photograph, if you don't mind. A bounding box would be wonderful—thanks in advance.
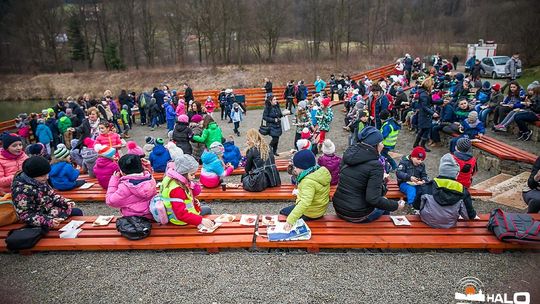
[471,60,485,81]
[413,78,438,152]
[523,156,540,213]
[183,83,194,103]
[333,126,403,222]
[243,128,281,190]
[68,100,86,123]
[262,96,283,156]
[172,120,193,155]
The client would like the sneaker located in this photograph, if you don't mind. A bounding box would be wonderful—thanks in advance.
[523,130,533,141]
[150,127,155,131]
[517,132,526,140]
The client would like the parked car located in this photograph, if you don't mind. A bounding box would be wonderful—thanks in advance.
[480,56,520,79]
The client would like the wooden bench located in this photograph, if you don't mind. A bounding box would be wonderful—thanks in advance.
[451,135,537,165]
[0,215,254,253]
[255,214,540,253]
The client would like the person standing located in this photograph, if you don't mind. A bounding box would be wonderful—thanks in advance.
[263,78,273,99]
[314,76,326,94]
[263,96,283,156]
[505,52,522,81]
[452,55,459,70]
[283,80,296,112]
[183,83,194,104]
[413,78,439,152]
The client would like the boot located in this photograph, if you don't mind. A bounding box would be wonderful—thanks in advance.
[419,140,431,152]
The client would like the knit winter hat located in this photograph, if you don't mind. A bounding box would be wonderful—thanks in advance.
[468,111,478,121]
[191,114,203,124]
[83,137,95,149]
[126,141,144,156]
[301,128,311,139]
[298,100,307,109]
[293,149,316,170]
[492,83,501,92]
[410,146,426,160]
[145,136,155,145]
[456,137,472,153]
[70,139,79,150]
[155,138,164,145]
[210,142,224,156]
[2,133,22,150]
[166,142,184,160]
[23,156,51,178]
[26,143,45,156]
[355,100,365,110]
[94,144,116,159]
[439,153,460,179]
[455,73,464,82]
[296,139,311,151]
[177,114,189,123]
[321,98,331,107]
[527,81,540,91]
[118,154,144,175]
[321,139,335,155]
[358,126,383,146]
[380,109,390,121]
[482,81,491,89]
[53,144,70,160]
[174,154,199,175]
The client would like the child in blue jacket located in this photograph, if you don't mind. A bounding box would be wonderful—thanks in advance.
[49,144,85,190]
[149,138,171,172]
[229,103,244,136]
[165,101,177,132]
[223,137,242,168]
[35,118,53,155]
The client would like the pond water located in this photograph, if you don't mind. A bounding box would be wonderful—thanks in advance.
[0,100,56,122]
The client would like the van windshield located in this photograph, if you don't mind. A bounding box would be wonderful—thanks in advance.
[493,57,510,65]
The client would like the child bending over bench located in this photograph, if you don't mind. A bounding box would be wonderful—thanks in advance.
[280,150,331,230]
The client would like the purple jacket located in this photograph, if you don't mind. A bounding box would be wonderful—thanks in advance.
[93,157,120,189]
[106,172,157,219]
[318,154,342,185]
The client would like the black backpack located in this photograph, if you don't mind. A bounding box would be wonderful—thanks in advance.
[116,216,152,240]
[487,209,540,244]
[5,226,48,252]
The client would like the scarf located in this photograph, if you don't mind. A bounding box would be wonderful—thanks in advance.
[296,165,320,184]
[89,119,100,139]
[1,149,22,160]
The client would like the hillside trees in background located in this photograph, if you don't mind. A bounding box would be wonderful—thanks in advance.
[0,0,538,74]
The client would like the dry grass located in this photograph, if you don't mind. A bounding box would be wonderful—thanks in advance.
[0,59,389,101]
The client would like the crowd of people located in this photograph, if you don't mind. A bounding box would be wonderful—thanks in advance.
[1,52,539,236]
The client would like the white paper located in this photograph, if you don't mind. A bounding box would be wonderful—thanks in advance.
[214,214,236,223]
[197,222,222,233]
[59,220,86,232]
[239,215,258,226]
[59,228,82,239]
[78,182,94,190]
[390,216,411,226]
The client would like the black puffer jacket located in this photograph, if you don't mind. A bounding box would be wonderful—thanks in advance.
[244,147,281,188]
[262,102,283,137]
[417,88,435,129]
[333,143,398,219]
[172,122,193,155]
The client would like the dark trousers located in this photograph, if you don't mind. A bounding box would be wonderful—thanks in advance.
[285,98,295,111]
[493,106,512,125]
[523,190,540,213]
[270,136,279,154]
[220,104,226,120]
[294,132,301,149]
[280,205,321,220]
[233,121,240,134]
[514,111,538,133]
[381,147,397,170]
[414,127,431,145]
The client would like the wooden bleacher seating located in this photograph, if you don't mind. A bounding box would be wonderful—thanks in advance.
[1,213,538,254]
[453,135,537,165]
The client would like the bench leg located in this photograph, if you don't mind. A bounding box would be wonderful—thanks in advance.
[206,247,219,254]
[307,247,320,254]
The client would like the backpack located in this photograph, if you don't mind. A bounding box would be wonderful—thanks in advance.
[487,209,540,244]
[116,216,152,240]
[149,195,184,225]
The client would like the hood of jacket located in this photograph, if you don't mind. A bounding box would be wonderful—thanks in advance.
[174,122,189,133]
[201,150,219,164]
[386,118,402,131]
[432,178,464,206]
[343,143,380,167]
[118,172,156,199]
[49,162,73,179]
[95,156,116,169]
[454,151,473,161]
[152,144,167,156]
[207,122,218,131]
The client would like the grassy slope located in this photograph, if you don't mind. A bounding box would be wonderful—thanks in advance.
[517,65,540,88]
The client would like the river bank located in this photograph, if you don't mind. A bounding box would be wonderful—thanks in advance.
[0,60,385,101]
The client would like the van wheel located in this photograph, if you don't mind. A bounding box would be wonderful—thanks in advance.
[492,72,498,79]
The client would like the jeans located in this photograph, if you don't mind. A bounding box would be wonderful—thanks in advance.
[479,108,492,124]
[167,118,176,132]
[233,121,240,134]
[499,110,518,127]
[514,111,538,133]
[200,206,212,216]
[362,208,390,223]
[279,205,321,220]
[150,117,159,128]
[399,183,418,205]
[523,190,540,213]
[381,147,397,170]
[220,105,226,120]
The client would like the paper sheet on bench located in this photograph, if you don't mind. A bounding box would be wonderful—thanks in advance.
[79,182,94,190]
[60,228,82,239]
[390,216,411,226]
[59,220,85,231]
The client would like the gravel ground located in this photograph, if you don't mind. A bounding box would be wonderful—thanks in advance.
[2,103,538,304]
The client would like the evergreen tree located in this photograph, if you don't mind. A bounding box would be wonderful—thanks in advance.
[104,42,125,71]
[67,15,85,62]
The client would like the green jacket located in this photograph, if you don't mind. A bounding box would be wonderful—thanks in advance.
[193,122,223,148]
[57,116,72,134]
[287,166,331,225]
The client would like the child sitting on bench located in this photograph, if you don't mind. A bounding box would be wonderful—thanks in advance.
[200,142,233,188]
[160,154,214,228]
[317,139,341,186]
[280,149,331,230]
[93,144,119,189]
[12,156,83,228]
[149,138,172,173]
[49,144,85,191]
[396,146,428,206]
[106,154,156,219]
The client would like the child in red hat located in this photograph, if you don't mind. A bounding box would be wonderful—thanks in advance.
[396,146,429,206]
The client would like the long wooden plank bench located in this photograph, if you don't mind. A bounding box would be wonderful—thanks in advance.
[451,135,537,165]
[0,215,254,253]
[255,214,540,253]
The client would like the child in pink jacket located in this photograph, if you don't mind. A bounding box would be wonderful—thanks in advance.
[176,98,186,116]
[199,142,233,188]
[204,96,215,116]
[93,144,119,189]
[95,122,122,157]
[106,154,157,219]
